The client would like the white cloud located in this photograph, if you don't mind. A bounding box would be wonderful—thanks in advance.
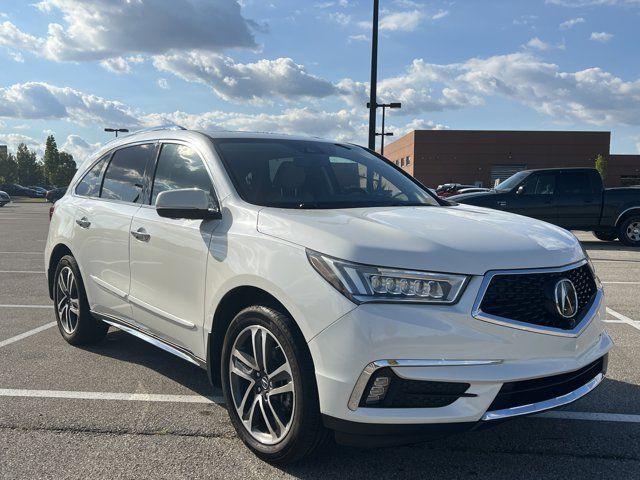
[99,56,144,74]
[60,134,102,165]
[379,10,425,31]
[0,133,44,156]
[152,52,337,104]
[1,0,258,62]
[157,78,170,90]
[0,82,139,126]
[9,51,24,63]
[559,17,585,28]
[328,12,352,25]
[590,31,614,42]
[431,10,449,20]
[348,34,369,42]
[525,37,565,50]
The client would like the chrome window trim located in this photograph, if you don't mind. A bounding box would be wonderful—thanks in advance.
[348,358,503,411]
[472,259,603,338]
[482,372,603,421]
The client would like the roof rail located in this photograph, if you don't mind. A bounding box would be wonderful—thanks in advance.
[126,124,187,136]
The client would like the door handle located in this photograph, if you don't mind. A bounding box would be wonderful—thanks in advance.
[130,227,151,242]
[76,217,91,229]
[497,201,507,207]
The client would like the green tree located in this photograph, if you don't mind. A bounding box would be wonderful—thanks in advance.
[595,154,607,180]
[43,135,60,185]
[15,143,42,185]
[0,151,19,183]
[51,151,77,186]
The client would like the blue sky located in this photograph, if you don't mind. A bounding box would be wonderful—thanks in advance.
[0,0,639,164]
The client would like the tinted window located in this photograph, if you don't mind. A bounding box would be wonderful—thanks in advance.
[75,156,107,197]
[558,172,592,195]
[521,174,555,195]
[215,139,437,209]
[151,144,214,205]
[101,144,155,203]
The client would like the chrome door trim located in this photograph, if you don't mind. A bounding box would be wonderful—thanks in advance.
[90,275,128,300]
[482,373,603,421]
[93,311,205,368]
[348,358,503,411]
[128,295,196,329]
[472,259,602,338]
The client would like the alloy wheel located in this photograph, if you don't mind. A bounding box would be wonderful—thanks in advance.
[55,266,80,334]
[627,221,640,243]
[228,325,295,445]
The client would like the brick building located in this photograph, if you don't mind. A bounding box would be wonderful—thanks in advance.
[383,130,640,188]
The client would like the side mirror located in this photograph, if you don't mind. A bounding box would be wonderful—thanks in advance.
[156,189,222,220]
[516,185,525,195]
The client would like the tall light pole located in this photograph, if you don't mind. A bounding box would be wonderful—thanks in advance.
[104,128,129,138]
[368,102,401,156]
[367,0,379,150]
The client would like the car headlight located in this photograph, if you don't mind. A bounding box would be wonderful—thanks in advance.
[306,250,469,304]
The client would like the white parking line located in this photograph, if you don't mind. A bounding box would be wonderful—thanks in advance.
[0,322,57,348]
[0,304,52,309]
[536,411,640,423]
[602,281,640,285]
[0,270,44,274]
[0,252,42,255]
[0,388,223,404]
[606,307,640,332]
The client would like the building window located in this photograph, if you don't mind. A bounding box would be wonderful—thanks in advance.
[406,156,411,165]
[621,175,640,187]
[400,158,405,167]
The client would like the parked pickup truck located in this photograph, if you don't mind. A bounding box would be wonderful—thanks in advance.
[451,168,640,246]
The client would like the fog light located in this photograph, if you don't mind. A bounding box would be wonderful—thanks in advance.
[365,375,390,405]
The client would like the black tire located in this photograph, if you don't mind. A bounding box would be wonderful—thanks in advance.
[593,231,617,242]
[53,255,108,345]
[221,306,328,464]
[617,216,640,247]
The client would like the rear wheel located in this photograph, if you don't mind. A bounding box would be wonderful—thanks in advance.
[221,306,328,464]
[593,231,617,242]
[618,216,640,247]
[53,255,108,345]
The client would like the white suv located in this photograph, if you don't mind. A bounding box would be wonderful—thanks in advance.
[45,127,612,463]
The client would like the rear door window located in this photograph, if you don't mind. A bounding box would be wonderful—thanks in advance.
[75,156,108,197]
[558,172,592,195]
[101,144,156,203]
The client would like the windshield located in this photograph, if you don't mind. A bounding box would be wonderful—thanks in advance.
[214,139,439,209]
[494,171,529,192]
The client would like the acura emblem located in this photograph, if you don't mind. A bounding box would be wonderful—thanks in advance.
[554,279,578,319]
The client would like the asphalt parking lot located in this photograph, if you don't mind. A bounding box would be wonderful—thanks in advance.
[1,202,639,479]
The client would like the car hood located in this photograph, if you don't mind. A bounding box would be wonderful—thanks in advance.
[257,204,584,275]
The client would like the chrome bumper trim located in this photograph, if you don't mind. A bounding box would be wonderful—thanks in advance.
[482,372,603,421]
[472,259,603,338]
[348,359,502,411]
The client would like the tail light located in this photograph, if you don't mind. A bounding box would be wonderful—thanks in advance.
[49,205,55,221]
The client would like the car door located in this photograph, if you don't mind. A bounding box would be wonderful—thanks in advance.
[128,142,220,358]
[72,143,157,321]
[556,171,601,230]
[504,173,558,224]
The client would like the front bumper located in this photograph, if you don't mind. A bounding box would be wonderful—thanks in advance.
[308,276,612,427]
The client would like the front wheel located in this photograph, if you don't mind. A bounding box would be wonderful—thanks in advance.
[593,231,617,242]
[618,216,640,247]
[221,306,328,464]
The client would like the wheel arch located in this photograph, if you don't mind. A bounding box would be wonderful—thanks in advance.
[47,243,74,299]
[207,285,305,387]
[615,207,640,227]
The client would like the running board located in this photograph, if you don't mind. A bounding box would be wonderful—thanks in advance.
[92,311,206,368]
